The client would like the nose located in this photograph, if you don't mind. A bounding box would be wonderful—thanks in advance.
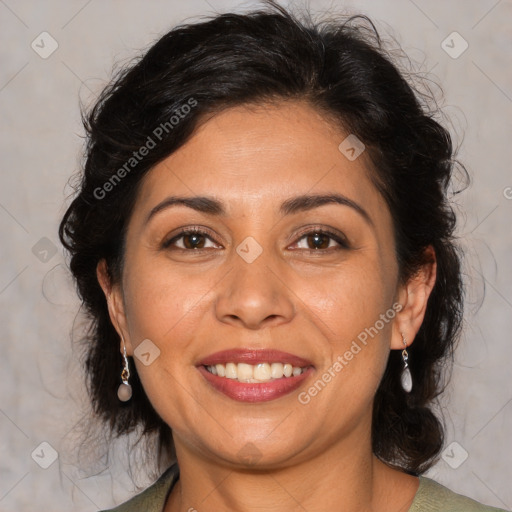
[214,249,295,330]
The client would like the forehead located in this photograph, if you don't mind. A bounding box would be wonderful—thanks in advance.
[134,101,387,220]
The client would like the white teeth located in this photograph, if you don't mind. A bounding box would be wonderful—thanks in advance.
[205,362,306,382]
[215,364,225,377]
[237,363,253,381]
[254,363,271,381]
[225,362,237,379]
[270,362,284,379]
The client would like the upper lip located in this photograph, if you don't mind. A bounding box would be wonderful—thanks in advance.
[198,349,313,368]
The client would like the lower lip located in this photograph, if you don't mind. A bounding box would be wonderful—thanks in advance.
[197,365,314,402]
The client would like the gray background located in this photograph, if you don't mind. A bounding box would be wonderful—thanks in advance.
[1,0,511,510]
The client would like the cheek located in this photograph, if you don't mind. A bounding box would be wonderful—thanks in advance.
[297,254,396,395]
[121,260,213,430]
[120,257,206,386]
[124,245,397,364]
[123,254,214,342]
[121,238,397,431]
[300,255,396,339]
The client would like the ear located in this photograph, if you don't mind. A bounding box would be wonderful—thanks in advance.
[96,259,133,355]
[391,246,437,350]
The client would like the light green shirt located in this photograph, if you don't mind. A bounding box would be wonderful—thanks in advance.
[102,463,509,511]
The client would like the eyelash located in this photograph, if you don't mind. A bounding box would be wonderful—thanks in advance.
[162,226,350,253]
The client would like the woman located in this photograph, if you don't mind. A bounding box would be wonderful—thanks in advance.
[59,2,507,511]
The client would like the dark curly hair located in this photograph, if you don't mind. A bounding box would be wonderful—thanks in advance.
[59,1,464,475]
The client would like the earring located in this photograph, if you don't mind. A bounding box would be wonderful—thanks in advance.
[400,333,412,393]
[117,338,133,402]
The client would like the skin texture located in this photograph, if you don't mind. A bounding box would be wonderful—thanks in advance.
[98,101,436,512]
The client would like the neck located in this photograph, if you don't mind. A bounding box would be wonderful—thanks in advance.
[164,424,418,512]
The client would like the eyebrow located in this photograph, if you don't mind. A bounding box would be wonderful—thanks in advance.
[145,193,372,226]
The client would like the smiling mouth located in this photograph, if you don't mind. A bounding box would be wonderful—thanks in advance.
[197,349,314,402]
[204,362,309,383]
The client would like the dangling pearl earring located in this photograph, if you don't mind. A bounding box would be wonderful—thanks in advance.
[117,338,132,402]
[400,333,412,393]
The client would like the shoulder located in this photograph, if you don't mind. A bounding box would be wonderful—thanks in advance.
[409,476,509,512]
[99,463,179,512]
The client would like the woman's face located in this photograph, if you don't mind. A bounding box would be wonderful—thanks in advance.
[111,101,408,467]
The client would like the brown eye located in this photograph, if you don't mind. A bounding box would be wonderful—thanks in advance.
[293,229,349,252]
[305,232,331,250]
[163,228,220,250]
[182,232,206,249]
